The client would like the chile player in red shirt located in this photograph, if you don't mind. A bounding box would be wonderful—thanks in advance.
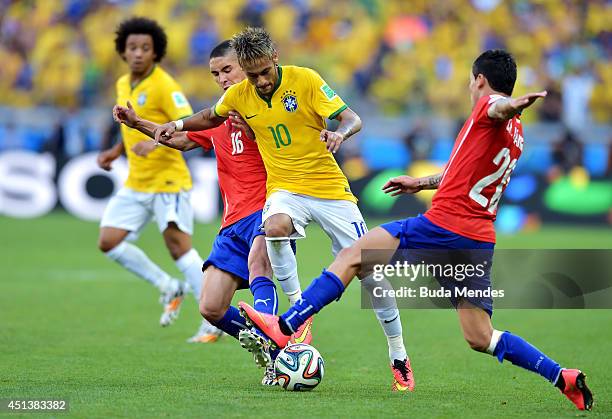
[239,50,593,409]
[114,41,288,385]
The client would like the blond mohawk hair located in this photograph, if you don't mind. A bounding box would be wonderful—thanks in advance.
[230,27,276,66]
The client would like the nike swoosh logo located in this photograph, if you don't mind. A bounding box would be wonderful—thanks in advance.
[292,320,312,344]
[245,114,258,119]
[384,314,399,324]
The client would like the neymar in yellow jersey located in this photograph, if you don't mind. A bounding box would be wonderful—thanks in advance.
[97,18,219,338]
[153,27,410,390]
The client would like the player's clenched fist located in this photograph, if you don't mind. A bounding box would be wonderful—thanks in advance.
[382,176,422,196]
[320,129,344,153]
[153,121,177,144]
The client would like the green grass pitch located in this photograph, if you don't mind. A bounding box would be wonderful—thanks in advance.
[1,212,611,417]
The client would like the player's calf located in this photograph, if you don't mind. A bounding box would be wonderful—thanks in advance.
[463,330,493,353]
[484,328,594,410]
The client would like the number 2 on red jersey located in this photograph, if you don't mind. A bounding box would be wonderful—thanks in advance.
[469,147,517,214]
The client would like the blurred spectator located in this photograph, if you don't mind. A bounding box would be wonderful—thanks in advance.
[239,0,269,28]
[537,82,562,122]
[189,14,218,65]
[607,138,612,178]
[552,129,584,173]
[0,0,609,124]
[99,116,121,151]
[562,67,595,133]
[0,120,28,151]
[403,119,435,161]
[48,107,87,159]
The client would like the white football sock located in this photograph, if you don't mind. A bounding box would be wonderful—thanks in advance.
[486,329,503,355]
[386,335,407,362]
[361,274,408,362]
[105,241,172,291]
[175,248,204,301]
[287,290,302,305]
[266,237,302,304]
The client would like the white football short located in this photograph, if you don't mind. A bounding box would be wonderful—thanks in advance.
[100,187,194,239]
[261,190,368,256]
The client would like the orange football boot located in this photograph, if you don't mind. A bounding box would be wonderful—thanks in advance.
[559,369,593,411]
[289,316,313,345]
[238,301,291,349]
[390,358,415,392]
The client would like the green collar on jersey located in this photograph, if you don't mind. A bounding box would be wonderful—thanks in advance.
[130,64,157,92]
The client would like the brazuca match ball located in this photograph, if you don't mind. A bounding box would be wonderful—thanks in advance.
[274,343,325,391]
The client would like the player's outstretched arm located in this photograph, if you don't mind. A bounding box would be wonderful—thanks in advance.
[488,91,547,120]
[113,101,158,137]
[131,133,199,155]
[158,133,200,151]
[113,102,198,152]
[153,108,225,144]
[382,173,443,196]
[320,107,362,153]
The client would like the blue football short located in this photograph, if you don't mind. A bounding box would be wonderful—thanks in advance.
[203,210,265,289]
[381,214,495,316]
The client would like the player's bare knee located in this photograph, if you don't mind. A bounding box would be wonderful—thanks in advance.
[163,224,192,260]
[199,300,224,323]
[98,236,120,253]
[337,245,361,271]
[164,236,190,260]
[264,215,293,238]
[265,224,292,238]
[167,244,187,260]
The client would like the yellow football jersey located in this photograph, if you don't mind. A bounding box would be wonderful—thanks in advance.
[116,65,193,193]
[214,65,356,202]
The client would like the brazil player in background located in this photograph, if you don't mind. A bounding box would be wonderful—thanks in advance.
[96,17,221,340]
[114,40,289,385]
[240,50,594,410]
[153,27,413,392]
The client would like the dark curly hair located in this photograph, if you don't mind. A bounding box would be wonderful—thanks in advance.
[472,49,517,96]
[114,17,167,62]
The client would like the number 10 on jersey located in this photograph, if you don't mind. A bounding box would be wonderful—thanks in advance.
[268,124,292,149]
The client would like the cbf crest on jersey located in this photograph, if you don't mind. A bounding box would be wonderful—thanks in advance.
[281,90,298,113]
[137,92,147,106]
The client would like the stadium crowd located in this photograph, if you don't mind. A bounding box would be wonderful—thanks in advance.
[0,0,610,179]
[0,0,609,123]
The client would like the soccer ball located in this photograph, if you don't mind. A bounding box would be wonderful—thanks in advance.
[274,343,325,391]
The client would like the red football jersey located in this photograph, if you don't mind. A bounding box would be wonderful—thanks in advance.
[425,94,524,243]
[187,121,267,229]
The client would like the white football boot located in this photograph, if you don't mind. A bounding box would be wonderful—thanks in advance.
[159,279,185,327]
[187,319,224,343]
